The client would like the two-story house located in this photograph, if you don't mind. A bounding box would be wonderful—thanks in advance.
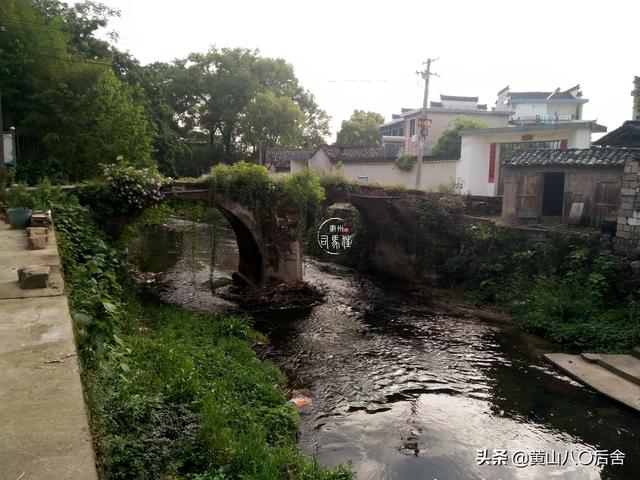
[379,94,511,154]
[495,85,587,124]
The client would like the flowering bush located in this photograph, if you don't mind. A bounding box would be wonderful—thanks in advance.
[76,164,169,219]
[103,164,166,213]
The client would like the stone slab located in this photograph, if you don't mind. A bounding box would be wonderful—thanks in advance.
[545,353,640,412]
[583,353,640,386]
[26,227,49,237]
[30,213,51,228]
[27,233,48,250]
[18,265,51,289]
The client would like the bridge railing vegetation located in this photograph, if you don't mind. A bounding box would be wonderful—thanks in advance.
[208,161,325,237]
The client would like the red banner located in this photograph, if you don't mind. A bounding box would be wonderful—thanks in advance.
[488,143,496,183]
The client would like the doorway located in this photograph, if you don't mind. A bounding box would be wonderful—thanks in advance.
[541,172,565,217]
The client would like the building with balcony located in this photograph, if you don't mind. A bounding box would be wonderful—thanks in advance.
[379,94,511,154]
[495,85,588,125]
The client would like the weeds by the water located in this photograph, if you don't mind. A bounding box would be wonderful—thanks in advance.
[444,224,640,352]
[54,204,353,479]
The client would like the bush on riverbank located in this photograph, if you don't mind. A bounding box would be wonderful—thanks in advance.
[445,223,640,352]
[53,203,353,479]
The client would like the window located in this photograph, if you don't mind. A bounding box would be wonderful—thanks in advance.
[381,123,404,137]
[410,119,416,136]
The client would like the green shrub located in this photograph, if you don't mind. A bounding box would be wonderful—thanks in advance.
[209,163,325,236]
[4,183,37,209]
[77,164,167,218]
[54,204,129,362]
[394,153,416,172]
[446,222,640,351]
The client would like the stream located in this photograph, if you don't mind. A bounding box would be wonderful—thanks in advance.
[130,218,640,480]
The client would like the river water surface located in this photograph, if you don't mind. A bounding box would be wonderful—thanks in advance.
[131,219,640,480]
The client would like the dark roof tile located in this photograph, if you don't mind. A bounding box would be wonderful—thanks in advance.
[508,91,575,100]
[440,94,479,102]
[594,121,640,147]
[503,147,640,167]
[264,148,315,170]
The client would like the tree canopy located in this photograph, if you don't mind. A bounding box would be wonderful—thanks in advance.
[335,110,384,146]
[431,117,489,157]
[0,0,331,183]
[159,48,330,162]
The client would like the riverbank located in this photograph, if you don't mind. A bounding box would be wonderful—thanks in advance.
[437,223,640,353]
[53,204,353,479]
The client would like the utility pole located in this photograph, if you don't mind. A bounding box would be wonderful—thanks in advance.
[415,58,438,190]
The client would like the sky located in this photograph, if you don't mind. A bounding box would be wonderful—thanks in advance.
[84,0,639,141]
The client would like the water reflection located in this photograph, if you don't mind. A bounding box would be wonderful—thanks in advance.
[132,219,640,480]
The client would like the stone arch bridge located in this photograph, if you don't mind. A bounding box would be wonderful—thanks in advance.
[161,182,443,285]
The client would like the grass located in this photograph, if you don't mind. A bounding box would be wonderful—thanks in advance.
[87,300,353,479]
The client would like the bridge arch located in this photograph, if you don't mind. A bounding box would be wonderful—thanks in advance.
[214,200,265,285]
[324,185,420,278]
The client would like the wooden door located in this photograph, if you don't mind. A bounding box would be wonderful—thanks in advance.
[516,173,542,221]
[593,181,620,224]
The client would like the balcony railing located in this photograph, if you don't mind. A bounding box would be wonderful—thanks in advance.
[509,114,576,126]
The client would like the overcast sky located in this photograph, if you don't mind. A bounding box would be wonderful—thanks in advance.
[86,0,639,141]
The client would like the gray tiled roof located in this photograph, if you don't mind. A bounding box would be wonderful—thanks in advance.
[594,121,640,147]
[503,147,640,167]
[321,145,387,162]
[320,145,456,163]
[440,94,479,102]
[508,91,575,100]
[265,148,315,170]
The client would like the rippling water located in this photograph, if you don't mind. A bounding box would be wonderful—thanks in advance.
[132,219,640,480]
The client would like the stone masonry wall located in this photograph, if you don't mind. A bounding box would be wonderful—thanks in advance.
[615,159,640,258]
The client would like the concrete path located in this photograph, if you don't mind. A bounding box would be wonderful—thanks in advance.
[0,221,98,479]
[545,351,640,413]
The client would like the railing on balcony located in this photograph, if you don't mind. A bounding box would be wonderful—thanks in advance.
[510,114,576,126]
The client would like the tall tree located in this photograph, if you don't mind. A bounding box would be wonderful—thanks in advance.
[432,117,488,157]
[239,90,305,149]
[112,52,190,177]
[0,0,155,183]
[335,110,384,145]
[162,48,330,161]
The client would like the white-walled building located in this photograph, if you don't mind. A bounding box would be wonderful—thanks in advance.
[287,144,458,191]
[495,85,587,124]
[457,121,606,196]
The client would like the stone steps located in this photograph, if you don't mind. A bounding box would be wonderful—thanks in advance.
[545,352,640,412]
